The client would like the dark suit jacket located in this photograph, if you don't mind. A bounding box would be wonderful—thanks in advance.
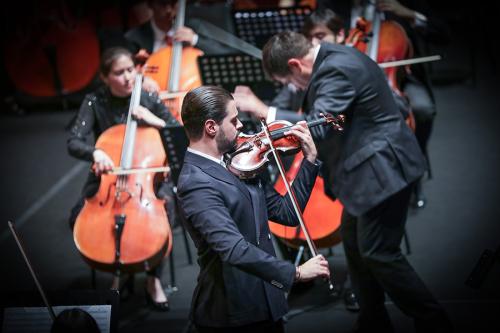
[125,19,236,55]
[277,43,426,217]
[176,151,319,327]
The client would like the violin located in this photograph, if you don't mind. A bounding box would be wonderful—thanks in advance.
[226,113,344,179]
[73,72,172,275]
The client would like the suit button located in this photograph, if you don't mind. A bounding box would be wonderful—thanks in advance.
[268,233,271,240]
[271,280,283,289]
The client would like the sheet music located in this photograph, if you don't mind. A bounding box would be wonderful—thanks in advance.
[2,305,111,333]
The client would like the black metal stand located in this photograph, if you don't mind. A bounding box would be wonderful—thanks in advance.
[232,5,313,49]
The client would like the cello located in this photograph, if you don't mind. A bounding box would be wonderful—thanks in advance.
[143,0,203,122]
[73,71,172,276]
[345,0,416,130]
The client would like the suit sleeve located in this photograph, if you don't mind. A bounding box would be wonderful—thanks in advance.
[303,67,355,142]
[265,158,320,225]
[178,180,297,291]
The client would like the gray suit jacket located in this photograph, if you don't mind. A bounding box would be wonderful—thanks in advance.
[277,43,426,216]
[176,151,319,327]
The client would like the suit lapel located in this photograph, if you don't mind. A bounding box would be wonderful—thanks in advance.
[184,152,252,203]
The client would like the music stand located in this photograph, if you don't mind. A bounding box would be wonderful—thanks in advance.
[232,6,312,49]
[1,289,119,333]
[160,125,189,187]
[197,53,283,133]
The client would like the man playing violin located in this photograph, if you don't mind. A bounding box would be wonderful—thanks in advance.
[176,85,330,333]
[262,31,452,332]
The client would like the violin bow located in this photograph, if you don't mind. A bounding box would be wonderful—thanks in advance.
[259,118,336,291]
[8,221,57,321]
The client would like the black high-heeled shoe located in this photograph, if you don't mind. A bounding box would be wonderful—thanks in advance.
[145,288,170,312]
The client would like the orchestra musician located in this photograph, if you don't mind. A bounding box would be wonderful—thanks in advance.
[261,31,452,332]
[67,47,178,311]
[125,0,236,56]
[232,8,362,312]
[176,85,330,333]
[318,0,451,207]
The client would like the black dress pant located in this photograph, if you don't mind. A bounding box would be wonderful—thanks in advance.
[341,184,452,333]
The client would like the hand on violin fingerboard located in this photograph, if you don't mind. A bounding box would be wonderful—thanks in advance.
[283,121,318,163]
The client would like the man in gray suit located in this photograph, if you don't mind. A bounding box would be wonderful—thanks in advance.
[176,86,330,332]
[262,32,452,332]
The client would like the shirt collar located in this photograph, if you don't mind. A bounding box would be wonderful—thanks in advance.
[313,44,321,64]
[150,19,171,41]
[187,147,225,166]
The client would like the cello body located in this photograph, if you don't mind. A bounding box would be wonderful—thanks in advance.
[144,46,203,122]
[73,124,172,273]
[269,152,343,249]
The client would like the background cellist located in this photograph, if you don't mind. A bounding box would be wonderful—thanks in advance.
[176,85,330,333]
[318,0,451,208]
[67,47,178,311]
[124,0,237,57]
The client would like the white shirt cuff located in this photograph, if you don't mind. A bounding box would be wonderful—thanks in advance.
[267,106,277,123]
[192,33,199,46]
[414,11,428,28]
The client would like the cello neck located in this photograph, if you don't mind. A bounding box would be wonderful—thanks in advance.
[167,0,186,93]
[364,0,382,61]
[120,74,142,169]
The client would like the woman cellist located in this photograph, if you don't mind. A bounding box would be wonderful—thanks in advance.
[67,47,178,311]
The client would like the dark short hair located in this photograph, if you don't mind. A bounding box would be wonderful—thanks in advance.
[262,31,312,78]
[51,308,100,333]
[100,47,133,76]
[181,86,233,141]
[302,9,345,37]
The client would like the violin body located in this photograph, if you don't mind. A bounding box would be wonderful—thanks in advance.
[144,44,203,122]
[73,124,172,273]
[228,120,300,179]
[228,115,344,179]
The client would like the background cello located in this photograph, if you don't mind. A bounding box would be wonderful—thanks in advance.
[143,0,203,122]
[73,71,172,276]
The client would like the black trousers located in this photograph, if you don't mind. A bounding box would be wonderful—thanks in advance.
[195,319,285,333]
[341,184,452,333]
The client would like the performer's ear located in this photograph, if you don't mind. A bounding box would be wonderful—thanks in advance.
[205,119,217,137]
[287,58,302,74]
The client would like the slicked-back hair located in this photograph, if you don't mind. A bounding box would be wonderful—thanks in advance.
[302,9,345,37]
[181,86,233,141]
[262,31,312,78]
[100,47,133,76]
